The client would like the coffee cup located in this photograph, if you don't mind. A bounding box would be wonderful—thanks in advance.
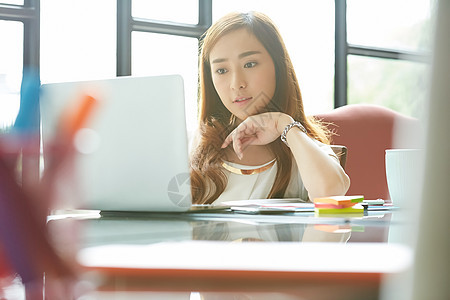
[385,149,424,208]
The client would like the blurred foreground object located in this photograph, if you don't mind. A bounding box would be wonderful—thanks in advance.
[0,69,97,298]
[412,0,450,298]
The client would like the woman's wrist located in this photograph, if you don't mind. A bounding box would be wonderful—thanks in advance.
[277,113,295,134]
[280,121,307,147]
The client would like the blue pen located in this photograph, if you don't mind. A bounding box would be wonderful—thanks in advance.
[13,67,40,134]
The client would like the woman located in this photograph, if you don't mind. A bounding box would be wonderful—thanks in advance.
[190,11,350,204]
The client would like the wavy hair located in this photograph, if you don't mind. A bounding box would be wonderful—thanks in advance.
[191,11,330,204]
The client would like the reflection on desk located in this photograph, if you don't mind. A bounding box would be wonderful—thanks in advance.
[46,209,409,300]
[48,209,392,246]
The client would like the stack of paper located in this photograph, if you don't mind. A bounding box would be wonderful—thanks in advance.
[313,195,365,216]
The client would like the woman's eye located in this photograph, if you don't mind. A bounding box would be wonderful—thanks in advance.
[244,62,257,68]
[216,68,227,75]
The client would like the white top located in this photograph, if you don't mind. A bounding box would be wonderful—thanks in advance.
[214,139,337,205]
[188,130,337,205]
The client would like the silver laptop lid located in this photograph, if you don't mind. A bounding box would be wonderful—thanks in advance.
[40,75,192,212]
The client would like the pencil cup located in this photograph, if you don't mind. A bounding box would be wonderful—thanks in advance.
[385,149,424,208]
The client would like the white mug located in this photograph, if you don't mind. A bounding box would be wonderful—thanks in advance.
[385,149,424,208]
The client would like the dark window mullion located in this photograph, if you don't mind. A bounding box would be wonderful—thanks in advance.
[23,0,40,70]
[131,18,207,38]
[348,44,430,63]
[131,0,212,38]
[198,0,212,29]
[117,0,132,76]
[23,0,40,187]
[335,0,348,108]
[0,4,34,20]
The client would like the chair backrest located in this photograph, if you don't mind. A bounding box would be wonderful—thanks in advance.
[330,145,347,170]
[314,104,422,200]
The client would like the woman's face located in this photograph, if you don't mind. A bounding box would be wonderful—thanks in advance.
[209,29,276,121]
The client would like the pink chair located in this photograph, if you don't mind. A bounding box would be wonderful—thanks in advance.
[314,104,422,201]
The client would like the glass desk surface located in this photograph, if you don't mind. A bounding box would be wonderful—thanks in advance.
[45,207,414,299]
[48,207,401,246]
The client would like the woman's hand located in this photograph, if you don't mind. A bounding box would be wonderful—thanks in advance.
[221,111,350,198]
[221,112,293,159]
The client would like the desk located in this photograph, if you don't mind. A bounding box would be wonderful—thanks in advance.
[46,207,413,300]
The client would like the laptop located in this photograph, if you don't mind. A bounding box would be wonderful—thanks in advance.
[40,74,192,212]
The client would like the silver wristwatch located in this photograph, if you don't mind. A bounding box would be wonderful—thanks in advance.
[280,121,307,146]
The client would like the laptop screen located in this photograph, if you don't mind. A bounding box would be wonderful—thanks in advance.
[40,75,192,212]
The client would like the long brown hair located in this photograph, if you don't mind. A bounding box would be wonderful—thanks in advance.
[191,11,330,204]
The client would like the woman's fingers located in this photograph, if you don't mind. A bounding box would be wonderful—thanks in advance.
[230,124,248,159]
[221,113,285,159]
[221,124,244,149]
[221,133,232,149]
[221,123,257,159]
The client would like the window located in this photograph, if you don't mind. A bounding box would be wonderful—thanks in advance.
[132,0,199,25]
[132,32,199,129]
[347,0,432,52]
[1,1,39,131]
[1,0,23,4]
[119,0,211,132]
[348,56,429,117]
[40,0,116,84]
[346,0,433,117]
[0,20,23,129]
[0,0,40,184]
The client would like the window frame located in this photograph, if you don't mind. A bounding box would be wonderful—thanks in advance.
[116,0,212,77]
[0,0,40,186]
[0,0,40,70]
[334,0,430,108]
